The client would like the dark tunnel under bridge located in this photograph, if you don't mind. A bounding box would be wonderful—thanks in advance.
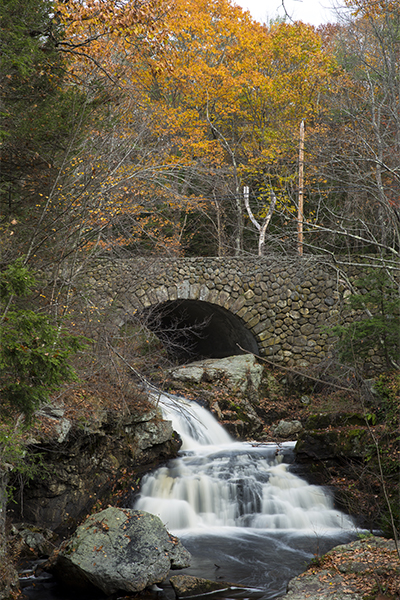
[143,299,259,362]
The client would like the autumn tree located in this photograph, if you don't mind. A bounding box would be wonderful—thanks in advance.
[0,0,178,421]
[7,0,192,260]
[91,0,339,257]
[30,0,338,259]
[303,0,400,263]
[235,21,339,254]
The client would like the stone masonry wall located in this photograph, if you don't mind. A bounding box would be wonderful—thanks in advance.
[83,256,349,369]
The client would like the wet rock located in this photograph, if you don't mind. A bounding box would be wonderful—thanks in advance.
[10,409,181,535]
[48,507,191,596]
[295,411,370,463]
[305,413,366,429]
[216,395,264,438]
[10,523,57,558]
[133,419,174,450]
[295,428,368,461]
[169,355,265,439]
[170,574,247,598]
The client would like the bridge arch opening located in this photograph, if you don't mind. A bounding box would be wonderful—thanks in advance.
[144,299,259,363]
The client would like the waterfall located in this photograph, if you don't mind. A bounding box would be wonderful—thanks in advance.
[135,392,353,533]
[134,392,357,598]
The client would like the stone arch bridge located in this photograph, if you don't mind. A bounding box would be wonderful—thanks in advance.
[85,256,350,369]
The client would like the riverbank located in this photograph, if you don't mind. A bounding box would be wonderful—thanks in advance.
[279,535,400,600]
[3,359,399,600]
[6,373,181,537]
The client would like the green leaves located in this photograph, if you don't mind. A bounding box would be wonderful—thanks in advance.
[0,260,86,422]
[1,309,82,420]
[331,269,400,369]
[0,258,35,300]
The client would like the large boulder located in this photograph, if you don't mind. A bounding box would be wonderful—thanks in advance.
[170,355,263,394]
[169,355,264,439]
[48,507,191,595]
[295,414,369,461]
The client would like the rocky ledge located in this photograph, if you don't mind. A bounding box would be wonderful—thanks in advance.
[9,398,181,536]
[278,536,400,600]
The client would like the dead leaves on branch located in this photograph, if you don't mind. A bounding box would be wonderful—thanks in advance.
[57,0,165,38]
[56,0,170,85]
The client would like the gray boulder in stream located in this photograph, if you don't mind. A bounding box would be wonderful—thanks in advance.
[170,354,263,393]
[48,507,191,595]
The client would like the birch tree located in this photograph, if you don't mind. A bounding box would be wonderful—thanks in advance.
[243,186,277,255]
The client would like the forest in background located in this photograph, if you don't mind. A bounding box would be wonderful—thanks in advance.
[2,0,400,263]
[1,0,400,587]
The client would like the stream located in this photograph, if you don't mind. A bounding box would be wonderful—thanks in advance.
[132,393,358,599]
[21,392,359,600]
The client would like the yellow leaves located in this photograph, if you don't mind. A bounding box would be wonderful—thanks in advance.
[343,0,399,18]
[142,1,338,185]
[47,0,344,256]
[55,0,169,87]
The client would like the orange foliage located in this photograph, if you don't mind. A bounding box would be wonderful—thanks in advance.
[55,0,341,254]
[344,0,400,18]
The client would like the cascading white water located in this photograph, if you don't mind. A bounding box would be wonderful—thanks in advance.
[134,392,358,598]
[135,392,353,533]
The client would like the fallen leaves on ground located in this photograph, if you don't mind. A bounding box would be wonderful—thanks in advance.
[303,537,400,599]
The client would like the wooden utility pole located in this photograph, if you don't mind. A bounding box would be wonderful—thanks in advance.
[298,119,305,256]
